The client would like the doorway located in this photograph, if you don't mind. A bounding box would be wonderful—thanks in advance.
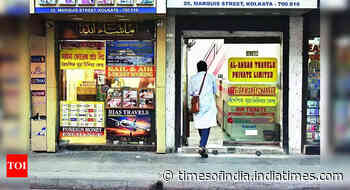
[180,31,284,153]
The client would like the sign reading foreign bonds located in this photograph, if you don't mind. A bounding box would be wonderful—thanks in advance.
[167,0,318,9]
[228,57,278,83]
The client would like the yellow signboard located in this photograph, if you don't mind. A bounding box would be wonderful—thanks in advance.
[60,49,106,70]
[228,57,278,82]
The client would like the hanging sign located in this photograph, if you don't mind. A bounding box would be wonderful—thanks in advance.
[60,49,106,70]
[228,57,278,82]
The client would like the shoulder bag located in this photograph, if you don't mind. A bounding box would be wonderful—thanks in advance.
[191,72,207,113]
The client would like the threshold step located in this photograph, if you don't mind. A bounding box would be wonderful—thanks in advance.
[179,145,285,155]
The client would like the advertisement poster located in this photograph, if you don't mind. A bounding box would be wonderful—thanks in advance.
[228,57,278,82]
[60,49,106,70]
[97,0,114,4]
[118,0,133,4]
[60,101,106,144]
[78,0,95,5]
[123,89,138,108]
[58,0,76,4]
[106,88,122,108]
[106,40,154,66]
[136,0,154,5]
[106,66,156,78]
[106,109,151,143]
[139,88,154,109]
[39,0,57,4]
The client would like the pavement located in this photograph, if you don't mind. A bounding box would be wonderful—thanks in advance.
[0,151,347,189]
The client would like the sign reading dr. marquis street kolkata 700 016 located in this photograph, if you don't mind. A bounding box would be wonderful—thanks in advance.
[167,0,318,9]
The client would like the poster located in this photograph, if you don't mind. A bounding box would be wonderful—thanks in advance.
[228,57,278,82]
[106,109,151,143]
[118,0,133,4]
[97,0,114,4]
[106,88,122,108]
[106,40,154,66]
[139,88,154,109]
[58,0,76,4]
[60,49,106,70]
[136,0,153,5]
[78,0,95,5]
[39,0,56,4]
[123,89,138,108]
[107,66,155,78]
[60,101,106,144]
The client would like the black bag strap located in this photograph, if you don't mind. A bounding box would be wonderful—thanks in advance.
[198,72,208,96]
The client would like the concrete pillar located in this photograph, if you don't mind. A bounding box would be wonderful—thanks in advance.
[46,21,57,152]
[165,16,176,152]
[156,18,167,153]
[288,16,304,154]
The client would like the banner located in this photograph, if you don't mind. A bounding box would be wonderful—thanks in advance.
[60,49,106,70]
[228,57,278,82]
[107,66,156,78]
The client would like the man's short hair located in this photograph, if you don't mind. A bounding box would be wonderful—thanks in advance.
[197,60,207,72]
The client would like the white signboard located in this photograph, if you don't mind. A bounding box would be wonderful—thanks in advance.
[167,0,318,9]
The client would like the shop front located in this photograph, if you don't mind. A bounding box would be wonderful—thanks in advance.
[29,0,167,152]
[166,0,319,154]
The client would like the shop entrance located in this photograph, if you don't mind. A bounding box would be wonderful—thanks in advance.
[181,31,284,153]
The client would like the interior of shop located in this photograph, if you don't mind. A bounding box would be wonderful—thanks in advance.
[185,38,283,149]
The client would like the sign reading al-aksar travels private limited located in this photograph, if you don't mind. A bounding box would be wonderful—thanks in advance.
[167,0,318,9]
[228,57,278,83]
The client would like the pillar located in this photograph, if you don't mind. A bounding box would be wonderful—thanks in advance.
[156,18,167,153]
[288,16,304,154]
[46,21,57,152]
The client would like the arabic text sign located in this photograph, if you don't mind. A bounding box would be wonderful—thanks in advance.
[60,49,106,70]
[107,66,156,78]
[228,57,278,82]
[167,0,318,9]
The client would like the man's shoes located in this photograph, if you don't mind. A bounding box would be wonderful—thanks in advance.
[198,147,208,158]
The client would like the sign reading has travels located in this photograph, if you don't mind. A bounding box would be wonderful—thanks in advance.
[35,0,156,13]
[167,0,318,9]
[228,57,278,82]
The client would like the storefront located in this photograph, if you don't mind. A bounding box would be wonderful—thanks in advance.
[166,0,319,154]
[29,0,167,152]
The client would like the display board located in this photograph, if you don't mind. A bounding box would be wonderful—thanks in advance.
[59,101,106,144]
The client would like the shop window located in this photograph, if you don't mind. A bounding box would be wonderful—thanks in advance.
[305,37,320,145]
[59,40,155,146]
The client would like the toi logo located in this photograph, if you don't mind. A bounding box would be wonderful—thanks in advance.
[6,154,28,178]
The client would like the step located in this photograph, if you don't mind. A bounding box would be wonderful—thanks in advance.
[179,145,285,155]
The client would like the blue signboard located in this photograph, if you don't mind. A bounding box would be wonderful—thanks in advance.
[107,40,154,66]
[34,7,156,13]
